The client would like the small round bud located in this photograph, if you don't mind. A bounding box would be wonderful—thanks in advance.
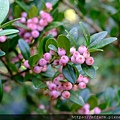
[20,17,26,23]
[83,51,90,58]
[48,83,57,91]
[78,82,86,89]
[21,12,27,17]
[70,47,76,54]
[33,66,42,73]
[71,56,76,63]
[50,90,59,99]
[41,65,47,72]
[78,46,87,54]
[94,107,101,114]
[73,51,80,58]
[86,57,94,66]
[0,36,6,42]
[76,74,83,83]
[24,60,30,68]
[76,55,85,64]
[58,48,66,56]
[32,17,39,23]
[83,77,89,84]
[72,85,78,91]
[39,19,48,26]
[46,2,53,10]
[60,55,69,64]
[38,58,47,66]
[31,30,39,38]
[62,91,70,99]
[44,53,52,61]
[63,82,72,90]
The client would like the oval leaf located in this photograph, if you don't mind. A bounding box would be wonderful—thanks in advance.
[89,31,107,48]
[45,38,58,52]
[0,50,5,57]
[81,64,96,79]
[28,5,38,18]
[0,0,9,24]
[18,39,30,60]
[57,34,70,55]
[69,90,84,106]
[62,64,78,84]
[0,29,19,36]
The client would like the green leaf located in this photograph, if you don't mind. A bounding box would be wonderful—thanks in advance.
[0,0,9,24]
[0,50,5,57]
[14,75,24,83]
[1,18,20,28]
[12,22,30,30]
[89,31,107,48]
[32,78,47,89]
[88,48,103,52]
[8,62,17,72]
[92,37,117,49]
[14,5,22,18]
[66,27,78,46]
[0,29,19,36]
[79,22,90,46]
[18,39,30,60]
[15,0,28,13]
[28,5,38,18]
[81,64,96,79]
[28,54,40,68]
[45,38,58,52]
[62,64,78,84]
[87,95,98,110]
[48,44,57,52]
[0,75,3,102]
[57,34,70,55]
[69,90,84,106]
[38,34,54,57]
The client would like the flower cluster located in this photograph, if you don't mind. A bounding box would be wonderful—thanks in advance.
[0,29,6,43]
[23,45,94,100]
[16,2,57,43]
[78,103,101,114]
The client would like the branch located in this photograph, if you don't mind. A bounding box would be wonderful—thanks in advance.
[0,71,11,78]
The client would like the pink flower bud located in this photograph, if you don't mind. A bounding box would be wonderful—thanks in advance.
[60,55,69,64]
[44,53,52,61]
[46,15,53,23]
[38,104,45,110]
[62,91,70,99]
[86,57,94,66]
[41,12,49,20]
[78,45,87,54]
[83,51,90,58]
[24,60,30,68]
[73,51,80,58]
[18,54,23,60]
[27,23,37,30]
[83,77,89,84]
[78,82,86,89]
[38,58,47,66]
[23,32,31,39]
[72,85,78,91]
[37,25,44,31]
[71,56,76,63]
[76,74,83,83]
[53,77,60,85]
[84,103,90,109]
[50,50,56,55]
[52,60,59,66]
[46,2,53,10]
[63,82,72,90]
[58,48,66,56]
[57,84,65,92]
[31,30,39,38]
[27,19,32,24]
[33,66,42,73]
[58,74,64,80]
[48,83,57,91]
[21,12,27,17]
[32,17,39,23]
[70,47,76,54]
[94,107,101,114]
[76,55,85,64]
[39,19,48,26]
[41,65,47,72]
[50,90,59,99]
[20,17,26,23]
[0,36,6,42]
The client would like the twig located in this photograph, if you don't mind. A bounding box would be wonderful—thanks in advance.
[0,71,11,78]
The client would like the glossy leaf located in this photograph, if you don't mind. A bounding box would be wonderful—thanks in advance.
[69,90,84,106]
[0,0,9,24]
[38,34,54,57]
[28,5,38,18]
[1,18,20,28]
[0,29,19,36]
[0,50,5,57]
[92,37,117,49]
[88,48,103,52]
[0,75,3,102]
[89,31,107,48]
[14,75,24,83]
[57,34,70,55]
[32,78,47,89]
[87,95,98,110]
[81,64,96,79]
[79,22,90,46]
[48,44,57,52]
[66,27,78,46]
[13,22,29,30]
[18,39,30,60]
[62,64,78,84]
[45,38,58,52]
[28,54,40,68]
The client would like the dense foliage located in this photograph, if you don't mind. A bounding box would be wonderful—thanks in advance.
[0,0,120,114]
